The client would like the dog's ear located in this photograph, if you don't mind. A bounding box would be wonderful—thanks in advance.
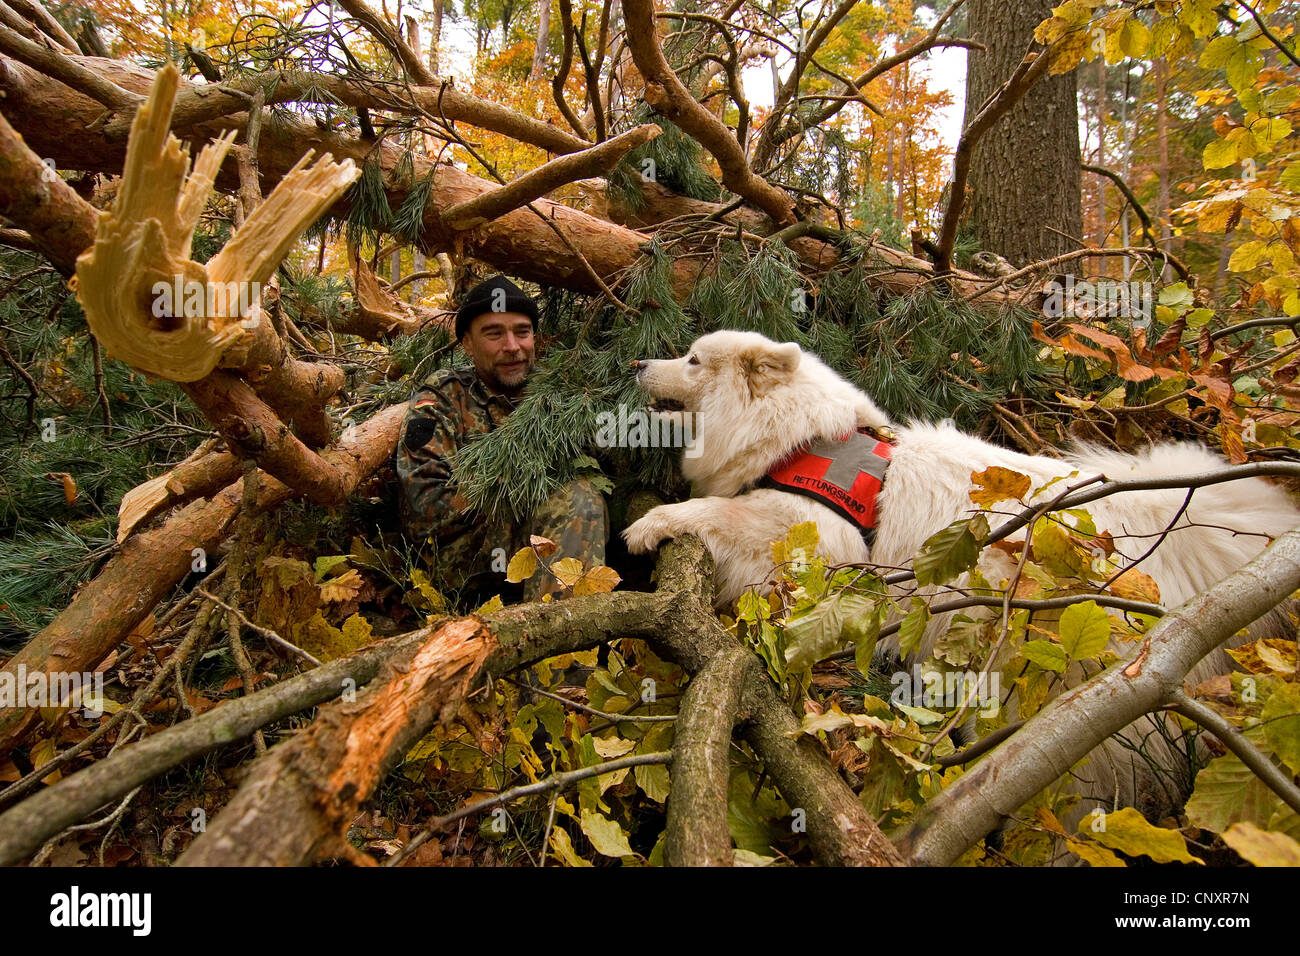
[743,341,801,398]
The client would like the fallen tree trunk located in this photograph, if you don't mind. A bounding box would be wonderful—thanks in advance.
[115,441,243,543]
[0,107,97,275]
[0,623,431,865]
[592,177,1010,302]
[0,55,694,298]
[178,618,497,866]
[0,402,408,756]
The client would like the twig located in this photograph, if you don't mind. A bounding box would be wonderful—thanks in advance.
[387,751,673,867]
[934,41,1054,274]
[552,0,591,140]
[1235,0,1300,70]
[933,720,1026,768]
[502,676,675,723]
[89,335,112,434]
[196,588,322,667]
[1101,488,1195,592]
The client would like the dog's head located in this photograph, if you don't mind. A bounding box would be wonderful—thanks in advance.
[630,331,893,493]
[632,330,802,414]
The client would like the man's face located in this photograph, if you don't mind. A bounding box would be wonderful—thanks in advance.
[461,311,536,393]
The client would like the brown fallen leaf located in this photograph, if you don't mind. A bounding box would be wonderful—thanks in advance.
[47,472,77,505]
[320,568,363,603]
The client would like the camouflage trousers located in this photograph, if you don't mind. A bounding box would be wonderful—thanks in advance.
[423,478,608,607]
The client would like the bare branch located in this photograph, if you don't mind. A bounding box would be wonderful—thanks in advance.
[441,124,659,228]
[1167,690,1300,818]
[623,0,796,226]
[552,0,591,140]
[392,751,675,866]
[933,42,1054,274]
[3,0,78,52]
[665,645,756,866]
[335,0,437,85]
[755,0,975,167]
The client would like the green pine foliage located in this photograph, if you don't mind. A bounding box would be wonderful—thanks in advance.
[0,257,212,650]
[608,108,723,213]
[344,157,395,246]
[451,238,1055,521]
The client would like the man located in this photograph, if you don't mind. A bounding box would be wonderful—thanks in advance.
[396,275,608,604]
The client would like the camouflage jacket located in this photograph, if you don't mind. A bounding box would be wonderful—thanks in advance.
[395,366,519,547]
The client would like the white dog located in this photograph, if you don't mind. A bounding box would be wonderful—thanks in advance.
[622,330,1299,824]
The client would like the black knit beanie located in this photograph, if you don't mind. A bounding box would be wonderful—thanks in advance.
[454,276,540,340]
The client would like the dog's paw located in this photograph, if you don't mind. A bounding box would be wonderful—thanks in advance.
[622,511,675,554]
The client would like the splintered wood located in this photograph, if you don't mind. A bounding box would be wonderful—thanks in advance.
[71,62,359,382]
[324,618,494,811]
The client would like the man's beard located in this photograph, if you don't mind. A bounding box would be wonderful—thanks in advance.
[486,355,533,392]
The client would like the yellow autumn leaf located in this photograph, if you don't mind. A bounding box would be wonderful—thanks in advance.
[969,466,1032,507]
[1108,568,1161,604]
[409,568,447,612]
[1222,822,1300,866]
[1118,17,1149,58]
[1203,138,1238,170]
[29,738,61,785]
[1229,240,1269,272]
[1149,17,1179,56]
[474,594,504,615]
[1083,807,1203,864]
[505,547,537,583]
[1067,837,1127,866]
[550,557,585,589]
[774,520,820,565]
[1048,29,1090,75]
[572,565,622,596]
[1178,0,1217,38]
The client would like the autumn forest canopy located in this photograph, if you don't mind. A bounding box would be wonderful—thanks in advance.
[0,0,1296,873]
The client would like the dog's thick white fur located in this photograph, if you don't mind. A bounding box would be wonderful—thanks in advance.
[623,330,1299,823]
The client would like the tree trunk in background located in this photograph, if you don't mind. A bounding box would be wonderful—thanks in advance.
[1096,57,1107,254]
[531,0,551,80]
[430,0,443,74]
[1156,58,1172,281]
[963,0,1083,268]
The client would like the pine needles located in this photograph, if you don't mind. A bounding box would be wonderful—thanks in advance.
[449,237,1056,521]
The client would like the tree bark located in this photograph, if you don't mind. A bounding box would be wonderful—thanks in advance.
[531,0,551,80]
[664,645,755,866]
[963,0,1083,267]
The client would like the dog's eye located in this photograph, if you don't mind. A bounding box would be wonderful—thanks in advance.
[688,355,699,365]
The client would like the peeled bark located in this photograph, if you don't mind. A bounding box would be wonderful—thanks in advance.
[72,64,358,384]
[179,618,496,866]
[116,442,242,543]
